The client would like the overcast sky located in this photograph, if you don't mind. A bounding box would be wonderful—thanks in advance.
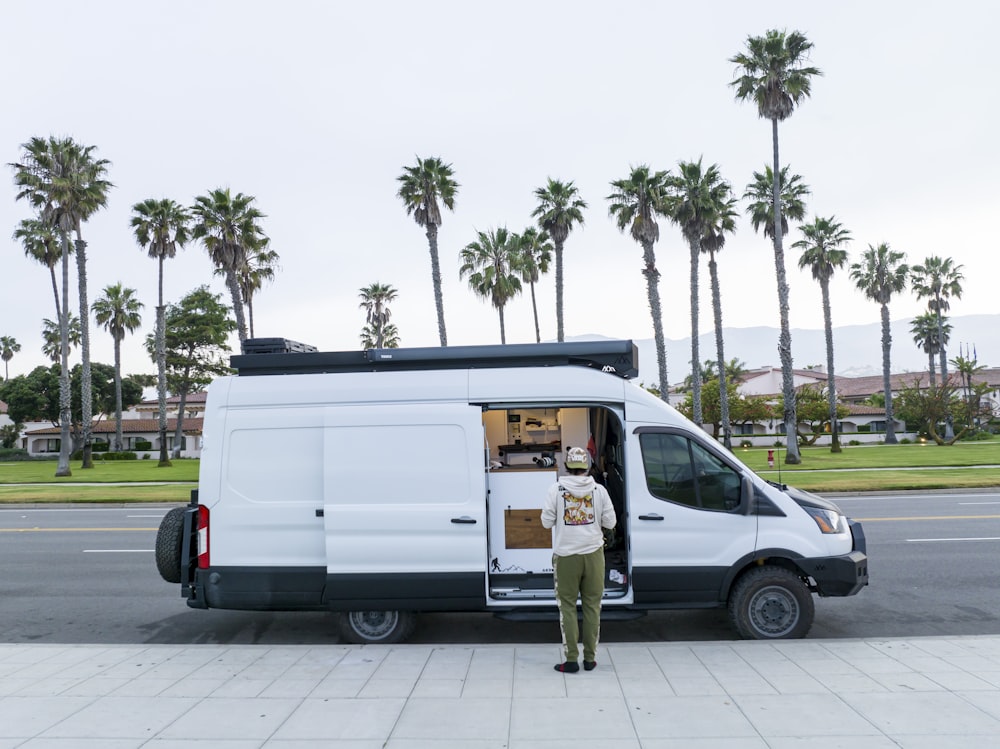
[2,1,997,381]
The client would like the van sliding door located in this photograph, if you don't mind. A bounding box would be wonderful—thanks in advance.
[321,403,487,610]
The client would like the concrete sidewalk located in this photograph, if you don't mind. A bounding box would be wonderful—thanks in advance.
[2,636,1000,747]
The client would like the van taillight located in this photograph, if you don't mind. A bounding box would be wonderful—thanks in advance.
[196,505,210,568]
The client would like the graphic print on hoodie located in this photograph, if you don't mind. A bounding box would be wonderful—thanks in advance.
[562,488,595,526]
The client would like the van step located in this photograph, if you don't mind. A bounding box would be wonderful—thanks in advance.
[493,609,647,623]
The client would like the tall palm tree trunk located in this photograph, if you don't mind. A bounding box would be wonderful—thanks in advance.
[880,303,898,444]
[709,253,731,449]
[113,336,123,452]
[642,240,669,403]
[529,281,541,343]
[48,267,62,322]
[770,118,801,463]
[936,309,954,440]
[172,382,189,460]
[156,257,171,467]
[555,240,565,342]
[75,237,94,469]
[820,278,840,452]
[225,269,248,345]
[56,231,72,477]
[425,224,448,347]
[689,240,702,425]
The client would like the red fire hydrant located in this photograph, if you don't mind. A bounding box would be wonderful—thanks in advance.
[767,449,775,468]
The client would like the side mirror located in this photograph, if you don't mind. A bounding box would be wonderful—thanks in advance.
[741,475,755,516]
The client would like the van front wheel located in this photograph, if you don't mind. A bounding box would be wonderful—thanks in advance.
[728,566,814,639]
[338,610,416,644]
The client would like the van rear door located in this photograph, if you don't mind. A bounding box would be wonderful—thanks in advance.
[321,403,487,610]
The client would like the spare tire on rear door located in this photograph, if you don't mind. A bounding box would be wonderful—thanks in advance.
[155,506,187,584]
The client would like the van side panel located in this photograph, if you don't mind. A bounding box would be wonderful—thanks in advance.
[321,403,488,609]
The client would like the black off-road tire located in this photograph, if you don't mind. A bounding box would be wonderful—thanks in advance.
[338,611,417,644]
[728,565,814,639]
[155,507,186,584]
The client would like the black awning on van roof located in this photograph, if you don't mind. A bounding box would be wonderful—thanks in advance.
[231,339,638,379]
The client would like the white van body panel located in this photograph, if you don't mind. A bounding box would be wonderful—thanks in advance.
[322,402,486,575]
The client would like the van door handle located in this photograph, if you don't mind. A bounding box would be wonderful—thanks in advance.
[638,514,664,521]
[451,516,477,524]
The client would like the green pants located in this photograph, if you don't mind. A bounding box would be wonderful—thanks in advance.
[553,547,605,663]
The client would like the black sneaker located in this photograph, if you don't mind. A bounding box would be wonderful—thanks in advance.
[554,661,580,673]
[583,660,597,671]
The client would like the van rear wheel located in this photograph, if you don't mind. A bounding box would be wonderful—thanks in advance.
[338,610,416,644]
[728,566,814,639]
[155,507,186,584]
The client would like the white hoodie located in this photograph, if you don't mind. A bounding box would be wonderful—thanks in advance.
[540,474,616,557]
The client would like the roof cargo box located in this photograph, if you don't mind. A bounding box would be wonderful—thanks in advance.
[241,338,318,355]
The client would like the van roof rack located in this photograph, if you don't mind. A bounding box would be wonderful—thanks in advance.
[232,339,639,379]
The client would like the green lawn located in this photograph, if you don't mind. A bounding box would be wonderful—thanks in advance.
[0,460,199,484]
[737,440,1000,471]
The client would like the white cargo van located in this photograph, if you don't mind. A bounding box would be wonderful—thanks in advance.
[155,339,868,643]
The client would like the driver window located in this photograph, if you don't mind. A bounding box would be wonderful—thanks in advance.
[639,432,741,512]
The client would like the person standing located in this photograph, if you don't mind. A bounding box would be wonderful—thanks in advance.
[541,446,617,673]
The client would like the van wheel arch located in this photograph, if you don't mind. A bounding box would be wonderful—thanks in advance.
[728,565,814,639]
[338,610,417,644]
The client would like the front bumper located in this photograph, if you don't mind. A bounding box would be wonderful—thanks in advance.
[798,519,869,597]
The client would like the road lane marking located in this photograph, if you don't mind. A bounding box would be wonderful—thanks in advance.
[853,515,1000,522]
[0,527,158,532]
[907,537,1000,543]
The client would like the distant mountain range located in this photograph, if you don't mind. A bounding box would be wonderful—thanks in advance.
[573,314,1000,386]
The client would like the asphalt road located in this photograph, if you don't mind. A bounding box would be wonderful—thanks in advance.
[1,491,998,645]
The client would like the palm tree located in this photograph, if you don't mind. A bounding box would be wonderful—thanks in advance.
[131,197,191,467]
[743,166,810,239]
[397,156,458,346]
[850,243,908,444]
[14,217,66,321]
[532,179,587,342]
[191,188,267,345]
[911,256,964,440]
[910,311,951,387]
[515,227,553,343]
[793,216,851,452]
[664,158,732,426]
[42,316,81,363]
[238,239,279,339]
[93,284,143,452]
[11,137,112,474]
[731,29,821,463]
[607,166,672,401]
[459,228,523,344]
[0,336,21,380]
[358,282,398,348]
[361,323,400,349]
[699,182,739,449]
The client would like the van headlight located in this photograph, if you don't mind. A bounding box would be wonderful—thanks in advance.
[803,506,846,534]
